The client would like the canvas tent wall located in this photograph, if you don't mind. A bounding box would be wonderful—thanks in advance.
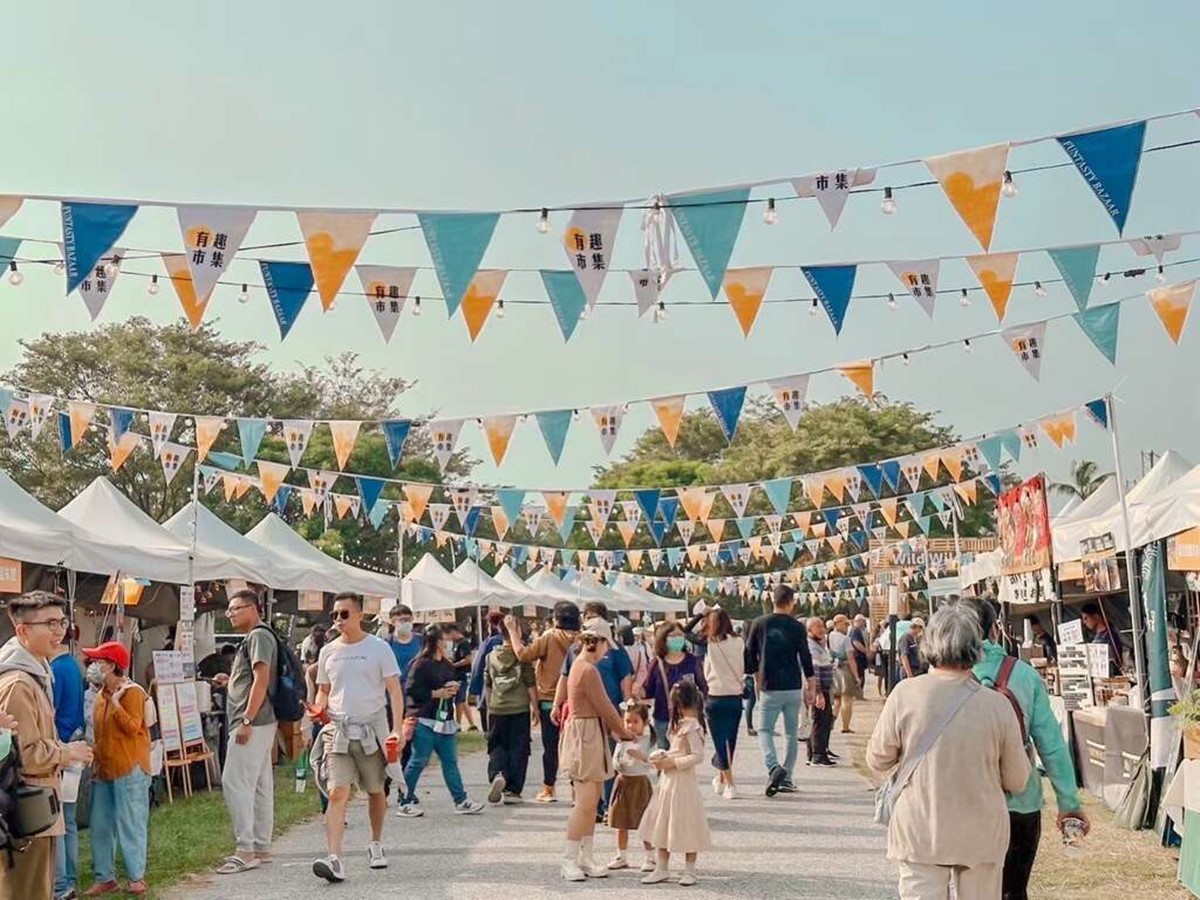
[244,513,396,598]
[451,559,526,607]
[613,574,686,614]
[525,567,587,603]
[400,553,478,612]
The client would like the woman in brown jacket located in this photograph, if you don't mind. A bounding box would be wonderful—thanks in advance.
[557,621,631,882]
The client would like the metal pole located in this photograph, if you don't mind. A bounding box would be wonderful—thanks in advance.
[951,509,963,575]
[886,583,899,694]
[396,512,405,598]
[1106,393,1149,708]
[187,460,200,590]
[922,538,933,613]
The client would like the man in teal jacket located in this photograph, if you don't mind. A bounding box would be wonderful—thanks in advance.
[969,599,1090,900]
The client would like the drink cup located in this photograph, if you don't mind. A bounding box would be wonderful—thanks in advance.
[1062,816,1086,855]
[385,734,400,764]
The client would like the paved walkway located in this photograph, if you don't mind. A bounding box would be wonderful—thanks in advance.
[168,713,895,899]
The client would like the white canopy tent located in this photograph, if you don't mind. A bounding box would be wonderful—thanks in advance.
[0,470,90,569]
[525,567,589,603]
[559,570,643,612]
[400,553,478,612]
[1114,459,1200,550]
[612,574,686,614]
[244,513,397,597]
[451,559,525,607]
[493,564,542,600]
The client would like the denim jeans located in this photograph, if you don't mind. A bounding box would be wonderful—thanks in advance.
[90,768,151,883]
[757,689,802,777]
[54,801,77,897]
[403,723,467,805]
[706,695,743,771]
[654,718,670,751]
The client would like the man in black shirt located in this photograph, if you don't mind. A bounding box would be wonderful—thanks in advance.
[744,584,815,797]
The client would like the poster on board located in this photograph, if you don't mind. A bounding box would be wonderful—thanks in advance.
[997,474,1052,575]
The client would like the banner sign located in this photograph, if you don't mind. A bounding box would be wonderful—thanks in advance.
[997,474,1052,575]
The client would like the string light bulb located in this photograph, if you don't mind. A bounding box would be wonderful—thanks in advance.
[147,274,160,296]
[763,198,778,225]
[580,303,591,320]
[963,339,973,354]
[536,208,550,234]
[54,260,65,276]
[6,262,21,286]
[959,288,970,307]
[103,256,120,278]
[902,352,910,366]
[1100,272,1111,284]
[880,187,897,215]
[237,283,250,304]
[653,300,667,323]
[1034,281,1047,297]
[1156,265,1166,284]
[1001,170,1018,198]
[809,298,819,317]
[413,296,422,316]
[496,299,506,319]
[886,292,898,311]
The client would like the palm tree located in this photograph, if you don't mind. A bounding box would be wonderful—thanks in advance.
[1050,459,1112,501]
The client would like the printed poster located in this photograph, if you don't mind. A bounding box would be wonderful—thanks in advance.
[997,474,1052,575]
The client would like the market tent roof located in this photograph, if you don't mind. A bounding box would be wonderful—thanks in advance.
[1052,451,1195,561]
[493,564,540,598]
[525,567,588,603]
[451,559,525,607]
[1051,475,1121,527]
[244,513,397,597]
[560,570,643,612]
[612,574,686,614]
[1120,456,1200,549]
[0,470,84,568]
[162,502,311,589]
[400,553,477,612]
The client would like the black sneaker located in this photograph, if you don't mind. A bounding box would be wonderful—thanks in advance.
[765,764,787,797]
[810,757,837,768]
[827,750,841,760]
[776,779,798,793]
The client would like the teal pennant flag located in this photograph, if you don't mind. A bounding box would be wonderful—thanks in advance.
[1072,303,1121,363]
[418,212,500,316]
[668,188,750,297]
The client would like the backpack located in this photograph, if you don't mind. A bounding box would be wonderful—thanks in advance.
[241,625,306,723]
[113,682,157,730]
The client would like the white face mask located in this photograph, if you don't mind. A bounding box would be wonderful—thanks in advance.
[85,662,106,686]
[394,621,413,637]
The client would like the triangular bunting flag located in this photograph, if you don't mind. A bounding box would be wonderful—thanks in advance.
[61,202,137,295]
[108,407,134,442]
[491,505,510,539]
[668,187,750,298]
[858,465,883,498]
[381,419,412,468]
[790,168,876,229]
[296,211,377,310]
[1057,121,1146,233]
[978,435,1004,471]
[356,476,386,513]
[887,259,939,319]
[418,212,501,316]
[1001,321,1047,381]
[557,508,579,544]
[404,484,434,523]
[1048,245,1101,311]
[543,491,571,528]
[237,418,267,466]
[1084,399,1110,431]
[591,405,626,455]
[495,489,526,529]
[839,361,874,398]
[67,401,96,446]
[281,420,314,467]
[922,453,942,482]
[541,269,590,342]
[650,395,686,448]
[257,460,290,503]
[160,442,189,486]
[706,518,726,543]
[481,414,519,466]
[1040,412,1077,448]
[428,419,465,471]
[176,205,256,306]
[1147,280,1194,344]
[460,269,507,342]
[617,520,637,548]
[161,253,209,330]
[630,269,660,318]
[259,260,315,339]
[722,266,772,337]
[429,504,451,532]
[589,490,616,527]
[635,490,661,523]
[1072,304,1120,363]
[768,375,808,431]
[357,265,417,343]
[707,386,746,443]
[966,252,1019,321]
[28,395,53,440]
[109,431,140,473]
[190,416,224,464]
[721,484,750,517]
[761,478,792,515]
[149,412,177,459]
[534,410,572,465]
[328,421,362,470]
[563,206,623,309]
[73,246,123,320]
[803,265,857,334]
[924,143,1010,250]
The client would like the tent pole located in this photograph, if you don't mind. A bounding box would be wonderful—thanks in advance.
[1106,393,1148,709]
[396,511,404,599]
[187,459,200,590]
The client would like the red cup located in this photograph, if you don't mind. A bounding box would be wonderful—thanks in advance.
[385,734,400,764]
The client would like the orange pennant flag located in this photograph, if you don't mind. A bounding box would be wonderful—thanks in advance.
[824,471,847,503]
[879,498,899,527]
[628,549,644,570]
[297,211,378,310]
[804,478,825,508]
[299,488,317,516]
[334,494,357,519]
[705,518,725,543]
[222,473,238,502]
[839,361,875,398]
[1147,280,1195,345]
[194,416,225,463]
[328,420,362,470]
[894,521,911,538]
[403,483,434,522]
[491,505,510,539]
[942,447,965,483]
[650,395,686,448]
[460,269,508,342]
[827,535,843,555]
[481,414,519,466]
[953,481,979,506]
[747,536,763,559]
[722,266,773,337]
[922,452,942,482]
[966,252,1019,321]
[109,432,140,473]
[543,491,570,527]
[792,511,812,533]
[687,545,707,567]
[162,253,210,331]
[761,545,777,565]
[234,477,252,500]
[677,487,708,523]
[435,530,451,549]
[617,520,637,548]
[1040,412,1078,448]
[924,143,1010,251]
[257,460,290,503]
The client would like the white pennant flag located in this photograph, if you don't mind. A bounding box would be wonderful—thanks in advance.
[629,269,660,318]
[308,469,335,501]
[767,374,809,430]
[620,500,642,527]
[1001,321,1047,381]
[591,405,626,455]
[589,490,616,527]
[522,507,543,534]
[70,246,124,320]
[28,395,54,439]
[428,419,465,471]
[585,520,604,546]
[449,487,477,521]
[564,206,623,309]
[5,399,28,438]
[887,259,940,319]
[429,504,451,532]
[357,265,417,343]
[176,205,257,304]
[791,168,877,229]
[281,420,315,467]
[160,442,190,486]
[677,520,695,544]
[722,484,751,517]
[901,457,923,492]
[149,412,177,459]
[1128,233,1182,265]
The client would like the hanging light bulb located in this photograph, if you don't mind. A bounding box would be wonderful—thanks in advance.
[6,262,22,286]
[1001,170,1018,198]
[959,288,970,307]
[1100,272,1111,284]
[1034,281,1047,297]
[654,300,667,323]
[413,296,422,316]
[880,187,897,215]
[963,339,973,354]
[147,274,160,296]
[580,303,591,320]
[902,352,910,366]
[496,299,506,319]
[536,208,550,234]
[237,283,250,304]
[1156,265,1166,284]
[103,256,120,278]
[886,292,898,311]
[53,260,65,276]
[763,198,778,225]
[809,298,819,317]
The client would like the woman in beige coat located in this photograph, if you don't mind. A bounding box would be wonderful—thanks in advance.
[867,603,1030,900]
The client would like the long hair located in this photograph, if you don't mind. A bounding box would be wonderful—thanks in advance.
[668,679,706,736]
[653,621,685,660]
[704,608,733,641]
[415,624,444,664]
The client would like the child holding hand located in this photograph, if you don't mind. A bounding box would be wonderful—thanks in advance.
[606,701,656,872]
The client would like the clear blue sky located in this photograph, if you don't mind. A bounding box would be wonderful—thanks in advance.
[2,2,1198,494]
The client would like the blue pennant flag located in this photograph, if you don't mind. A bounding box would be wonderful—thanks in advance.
[761,477,792,515]
[604,570,619,587]
[669,187,751,297]
[998,429,1023,462]
[707,386,747,443]
[649,519,669,546]
[1047,245,1100,311]
[1057,121,1146,234]
[881,460,902,492]
[557,508,578,543]
[782,542,797,562]
[274,485,294,514]
[1084,398,1110,430]
[381,420,412,468]
[207,450,242,471]
[735,517,756,539]
[259,260,314,339]
[109,407,134,440]
[717,547,735,566]
[857,465,883,498]
[928,492,946,512]
[418,212,500,316]
[914,514,932,535]
[535,410,572,465]
[977,435,1004,471]
[465,537,479,559]
[367,498,390,529]
[849,531,866,551]
[237,419,267,466]
[0,238,21,276]
[985,473,1002,496]
[802,265,857,334]
[356,476,386,512]
[612,550,626,569]
[511,545,529,567]
[496,489,526,527]
[1072,303,1120,363]
[823,508,840,531]
[541,270,589,341]
[634,489,661,523]
[657,497,680,531]
[666,547,684,569]
[61,202,138,295]
[463,506,483,537]
[58,412,74,453]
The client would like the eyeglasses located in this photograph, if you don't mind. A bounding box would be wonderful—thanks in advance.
[225,604,254,615]
[27,617,69,631]
[332,610,354,621]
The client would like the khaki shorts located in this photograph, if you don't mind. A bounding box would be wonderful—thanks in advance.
[327,740,388,794]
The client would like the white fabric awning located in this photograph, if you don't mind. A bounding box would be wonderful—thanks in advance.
[244,513,397,597]
[451,559,526,607]
[401,554,478,612]
[162,502,313,589]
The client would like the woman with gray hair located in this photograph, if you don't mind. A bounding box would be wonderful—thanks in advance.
[867,603,1030,899]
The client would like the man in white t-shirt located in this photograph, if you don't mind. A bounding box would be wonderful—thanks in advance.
[310,592,405,884]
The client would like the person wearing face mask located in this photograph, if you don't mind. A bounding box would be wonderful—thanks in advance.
[383,605,421,688]
[635,622,707,751]
[81,640,153,896]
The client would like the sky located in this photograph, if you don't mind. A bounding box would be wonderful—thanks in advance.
[1,2,1199,498]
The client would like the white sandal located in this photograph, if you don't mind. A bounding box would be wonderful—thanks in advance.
[215,855,261,875]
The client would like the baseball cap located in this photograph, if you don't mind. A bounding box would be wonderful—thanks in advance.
[581,618,616,647]
[911,617,926,628]
[82,641,131,671]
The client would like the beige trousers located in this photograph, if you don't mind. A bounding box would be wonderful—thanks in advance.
[897,860,1001,900]
[0,835,54,900]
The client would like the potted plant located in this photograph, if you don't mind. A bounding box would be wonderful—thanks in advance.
[1169,690,1200,760]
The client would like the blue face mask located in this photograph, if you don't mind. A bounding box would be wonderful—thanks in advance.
[666,636,687,653]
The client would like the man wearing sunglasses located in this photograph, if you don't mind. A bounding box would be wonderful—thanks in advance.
[0,591,93,900]
[310,592,405,883]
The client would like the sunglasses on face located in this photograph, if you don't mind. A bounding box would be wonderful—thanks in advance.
[333,609,355,621]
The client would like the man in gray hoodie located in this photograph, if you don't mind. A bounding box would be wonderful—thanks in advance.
[0,591,92,900]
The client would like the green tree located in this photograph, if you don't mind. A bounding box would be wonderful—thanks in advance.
[1050,459,1111,502]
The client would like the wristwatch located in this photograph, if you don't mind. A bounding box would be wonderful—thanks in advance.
[241,716,252,727]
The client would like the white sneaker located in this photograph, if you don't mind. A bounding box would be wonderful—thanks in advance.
[724,783,738,800]
[711,775,723,796]
[454,799,484,815]
[561,859,587,882]
[367,841,387,869]
[312,855,345,883]
[606,853,629,870]
[641,868,671,884]
[488,774,506,804]
[578,841,608,878]
[678,871,697,887]
[396,803,424,818]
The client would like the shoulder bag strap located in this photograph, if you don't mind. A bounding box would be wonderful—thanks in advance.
[891,679,979,794]
[993,655,1029,744]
